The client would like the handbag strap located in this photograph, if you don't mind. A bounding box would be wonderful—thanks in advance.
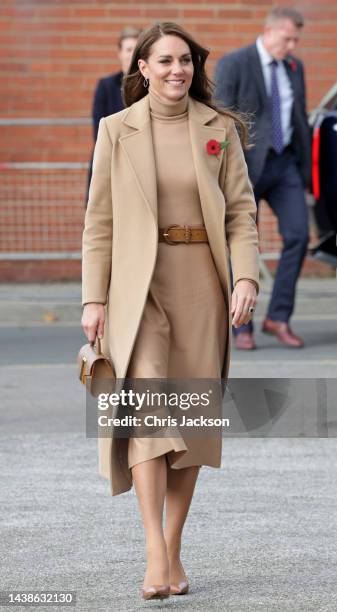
[91,336,102,355]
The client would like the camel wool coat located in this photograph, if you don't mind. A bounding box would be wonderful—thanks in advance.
[82,93,260,496]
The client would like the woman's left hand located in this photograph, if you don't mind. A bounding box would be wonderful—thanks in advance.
[231,279,257,328]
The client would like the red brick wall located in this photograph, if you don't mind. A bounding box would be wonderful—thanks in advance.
[0,0,335,281]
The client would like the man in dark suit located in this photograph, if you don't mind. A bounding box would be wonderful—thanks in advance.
[86,27,140,202]
[214,6,311,349]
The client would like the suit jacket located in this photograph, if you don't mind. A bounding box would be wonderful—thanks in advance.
[214,43,312,188]
[86,71,124,202]
[92,71,124,140]
[82,93,260,495]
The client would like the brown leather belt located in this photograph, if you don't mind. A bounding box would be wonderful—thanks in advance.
[158,225,208,244]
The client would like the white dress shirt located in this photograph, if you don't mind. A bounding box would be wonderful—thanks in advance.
[256,36,294,148]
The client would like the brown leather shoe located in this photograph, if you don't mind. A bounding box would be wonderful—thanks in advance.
[234,332,256,350]
[261,318,304,347]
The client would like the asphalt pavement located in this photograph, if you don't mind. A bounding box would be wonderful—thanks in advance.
[0,277,337,611]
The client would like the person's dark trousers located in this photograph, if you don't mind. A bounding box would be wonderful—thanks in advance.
[233,147,309,336]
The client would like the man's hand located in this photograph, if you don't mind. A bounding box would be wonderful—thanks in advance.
[231,280,257,328]
[81,303,105,343]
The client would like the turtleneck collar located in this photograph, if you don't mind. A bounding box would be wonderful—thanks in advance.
[148,86,189,118]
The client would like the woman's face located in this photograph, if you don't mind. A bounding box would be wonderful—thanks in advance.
[138,34,194,102]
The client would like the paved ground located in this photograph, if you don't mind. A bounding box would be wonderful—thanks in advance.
[0,278,336,611]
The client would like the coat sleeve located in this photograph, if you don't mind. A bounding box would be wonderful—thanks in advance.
[219,118,260,295]
[82,117,113,306]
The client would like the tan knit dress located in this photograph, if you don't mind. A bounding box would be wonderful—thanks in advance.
[127,88,227,470]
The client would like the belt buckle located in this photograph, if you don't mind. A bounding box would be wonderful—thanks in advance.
[163,224,181,245]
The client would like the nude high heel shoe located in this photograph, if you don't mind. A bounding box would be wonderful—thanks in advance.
[141,584,170,600]
[169,580,189,595]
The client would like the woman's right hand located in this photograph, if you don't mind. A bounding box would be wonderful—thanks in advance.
[81,303,105,343]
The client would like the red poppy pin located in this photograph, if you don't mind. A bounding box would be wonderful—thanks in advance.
[286,56,297,71]
[206,138,229,157]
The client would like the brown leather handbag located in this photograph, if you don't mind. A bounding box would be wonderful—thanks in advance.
[78,337,115,397]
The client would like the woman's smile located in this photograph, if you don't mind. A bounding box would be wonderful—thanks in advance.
[165,79,185,86]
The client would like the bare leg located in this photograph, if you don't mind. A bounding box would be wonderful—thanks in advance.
[164,462,200,584]
[131,455,169,589]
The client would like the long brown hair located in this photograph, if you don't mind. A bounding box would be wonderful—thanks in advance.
[122,22,250,148]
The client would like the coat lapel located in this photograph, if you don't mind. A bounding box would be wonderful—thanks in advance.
[283,57,298,91]
[282,58,301,128]
[119,95,158,224]
[249,44,269,106]
[188,97,228,237]
[283,58,299,106]
[119,93,227,232]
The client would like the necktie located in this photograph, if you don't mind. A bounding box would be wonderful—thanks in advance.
[270,59,283,154]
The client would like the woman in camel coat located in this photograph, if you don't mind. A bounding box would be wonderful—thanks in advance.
[82,22,259,601]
